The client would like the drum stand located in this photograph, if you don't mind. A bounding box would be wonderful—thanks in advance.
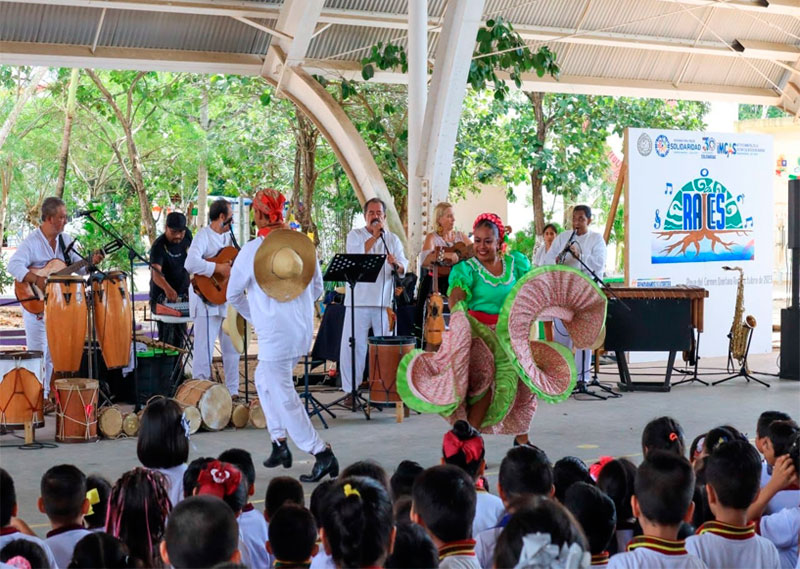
[85,279,114,409]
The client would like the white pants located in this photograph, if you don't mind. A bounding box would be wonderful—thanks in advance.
[192,310,240,395]
[338,306,390,393]
[553,318,591,383]
[254,357,325,455]
[23,310,53,398]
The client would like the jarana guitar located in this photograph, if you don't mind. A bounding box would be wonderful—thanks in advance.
[190,246,238,305]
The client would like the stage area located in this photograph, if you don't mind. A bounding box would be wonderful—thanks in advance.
[2,351,797,534]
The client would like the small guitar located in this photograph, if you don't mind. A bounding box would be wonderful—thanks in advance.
[14,240,122,314]
[424,264,446,348]
[191,246,238,305]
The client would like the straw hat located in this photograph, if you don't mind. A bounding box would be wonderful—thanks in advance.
[222,304,247,353]
[254,229,316,301]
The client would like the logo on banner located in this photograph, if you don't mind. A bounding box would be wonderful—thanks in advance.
[701,137,716,159]
[637,133,653,156]
[650,168,754,264]
[655,135,670,157]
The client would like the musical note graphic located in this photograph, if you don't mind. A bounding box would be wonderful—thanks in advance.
[665,183,674,195]
[744,217,753,228]
[653,209,661,229]
[737,193,744,204]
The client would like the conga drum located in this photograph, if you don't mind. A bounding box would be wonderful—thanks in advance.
[97,406,123,439]
[368,336,416,403]
[174,380,232,431]
[91,271,132,369]
[248,399,266,429]
[0,351,44,429]
[45,276,87,372]
[54,378,98,443]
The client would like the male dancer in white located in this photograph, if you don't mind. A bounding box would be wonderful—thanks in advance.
[185,198,241,397]
[227,189,338,483]
[543,205,607,385]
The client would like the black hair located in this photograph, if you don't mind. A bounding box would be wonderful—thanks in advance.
[498,445,553,499]
[704,425,746,456]
[642,416,686,458]
[320,476,394,569]
[85,475,112,530]
[573,204,592,220]
[553,456,593,503]
[164,495,239,569]
[768,420,800,457]
[268,505,317,564]
[1,468,16,527]
[390,460,424,501]
[309,479,335,528]
[474,219,500,242]
[412,464,476,542]
[363,197,386,214]
[634,451,695,526]
[705,439,761,510]
[137,398,189,469]
[68,532,141,569]
[564,482,616,554]
[183,457,215,499]
[0,538,50,569]
[758,411,792,438]
[542,223,558,235]
[208,198,230,223]
[689,433,705,462]
[40,464,87,523]
[218,448,255,488]
[384,522,438,569]
[392,495,413,524]
[494,497,588,569]
[789,432,800,472]
[442,420,486,480]
[266,476,304,520]
[340,460,390,491]
[596,458,636,524]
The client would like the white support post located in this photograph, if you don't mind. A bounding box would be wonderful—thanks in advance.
[406,0,427,266]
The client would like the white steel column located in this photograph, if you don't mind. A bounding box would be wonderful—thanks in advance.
[407,0,427,265]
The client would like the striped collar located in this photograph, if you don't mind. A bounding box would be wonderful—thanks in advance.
[591,552,610,565]
[273,561,311,569]
[626,536,688,556]
[0,527,19,536]
[696,521,756,540]
[46,524,85,538]
[439,539,476,560]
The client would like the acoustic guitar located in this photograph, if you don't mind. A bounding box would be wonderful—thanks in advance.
[190,246,238,305]
[424,264,446,348]
[14,240,122,314]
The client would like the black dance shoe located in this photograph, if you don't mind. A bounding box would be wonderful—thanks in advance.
[263,439,292,468]
[299,445,339,483]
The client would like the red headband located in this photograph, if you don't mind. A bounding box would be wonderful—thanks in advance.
[443,431,484,464]
[196,461,242,499]
[253,188,286,224]
[473,213,505,243]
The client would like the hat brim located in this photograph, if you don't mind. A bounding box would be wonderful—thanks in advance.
[254,229,316,302]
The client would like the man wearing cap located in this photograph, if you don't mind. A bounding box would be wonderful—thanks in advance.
[227,189,338,483]
[149,211,192,348]
[185,198,241,398]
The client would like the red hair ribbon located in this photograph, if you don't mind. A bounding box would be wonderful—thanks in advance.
[443,430,484,464]
[473,213,505,243]
[196,460,242,499]
[669,432,678,442]
[253,189,286,224]
[589,456,614,481]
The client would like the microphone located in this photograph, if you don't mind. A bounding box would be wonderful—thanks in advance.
[73,208,100,218]
[556,230,577,264]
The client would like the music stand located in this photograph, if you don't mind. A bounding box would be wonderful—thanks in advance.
[324,253,386,418]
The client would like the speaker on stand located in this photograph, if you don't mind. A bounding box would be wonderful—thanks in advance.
[780,179,799,380]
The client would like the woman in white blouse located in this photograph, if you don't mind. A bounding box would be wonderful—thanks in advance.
[533,223,559,341]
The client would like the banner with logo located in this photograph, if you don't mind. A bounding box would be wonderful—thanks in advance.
[626,128,773,359]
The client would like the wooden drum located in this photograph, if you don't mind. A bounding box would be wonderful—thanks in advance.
[0,351,44,429]
[97,405,123,439]
[45,276,87,373]
[230,402,250,428]
[122,412,140,437]
[248,399,266,429]
[91,271,132,369]
[54,378,98,443]
[367,336,416,403]
[174,380,232,431]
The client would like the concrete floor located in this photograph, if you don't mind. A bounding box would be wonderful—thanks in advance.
[2,351,798,536]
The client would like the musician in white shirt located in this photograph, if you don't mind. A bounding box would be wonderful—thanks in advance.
[184,198,241,397]
[338,198,408,405]
[8,197,104,399]
[543,205,607,384]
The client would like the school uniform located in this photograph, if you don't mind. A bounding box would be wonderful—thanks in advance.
[45,525,91,569]
[685,521,779,569]
[761,462,800,515]
[472,489,504,538]
[310,548,335,569]
[760,507,800,569]
[439,539,481,569]
[608,536,707,569]
[151,464,187,508]
[0,527,58,569]
[591,551,611,568]
[238,504,271,569]
[475,512,510,568]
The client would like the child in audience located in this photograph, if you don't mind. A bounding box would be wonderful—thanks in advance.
[565,482,617,568]
[753,418,800,517]
[39,465,91,568]
[340,460,390,491]
[320,476,394,569]
[84,475,112,532]
[608,451,705,569]
[309,480,335,569]
[757,432,800,569]
[596,458,638,554]
[393,496,413,524]
[553,456,594,503]
[0,469,57,569]
[0,539,51,569]
[412,465,478,569]
[68,532,140,569]
[390,461,424,501]
[442,421,504,537]
[266,476,305,520]
[266,505,318,569]
[107,468,171,568]
[641,417,685,458]
[137,397,189,508]
[218,449,269,569]
[160,496,240,568]
[182,457,214,499]
[494,496,589,569]
[384,522,438,569]
[686,440,780,568]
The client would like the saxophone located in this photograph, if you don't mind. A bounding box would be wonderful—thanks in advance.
[722,266,757,371]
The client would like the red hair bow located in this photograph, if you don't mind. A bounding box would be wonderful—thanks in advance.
[589,456,614,481]
[253,188,286,224]
[473,213,506,243]
[196,460,242,499]
[443,431,484,464]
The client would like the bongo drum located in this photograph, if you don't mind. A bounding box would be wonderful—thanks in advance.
[54,378,98,443]
[248,399,266,429]
[174,380,232,431]
[45,276,87,373]
[230,402,250,429]
[0,351,44,429]
[91,271,132,369]
[122,412,140,437]
[97,405,123,439]
[368,336,416,403]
